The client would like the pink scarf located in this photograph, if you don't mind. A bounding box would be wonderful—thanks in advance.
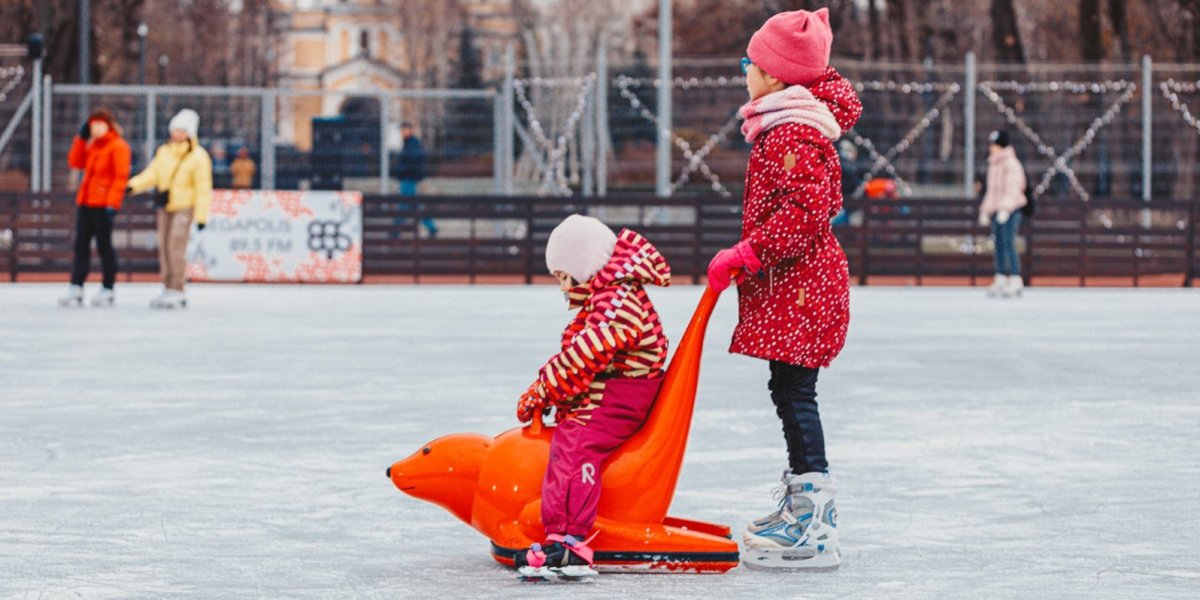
[740,85,842,144]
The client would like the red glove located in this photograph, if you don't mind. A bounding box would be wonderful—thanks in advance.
[707,240,763,293]
[516,384,547,423]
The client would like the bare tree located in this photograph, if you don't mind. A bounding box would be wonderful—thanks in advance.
[991,0,1026,62]
[1080,0,1105,61]
[885,0,917,60]
[1108,0,1130,59]
[867,0,882,59]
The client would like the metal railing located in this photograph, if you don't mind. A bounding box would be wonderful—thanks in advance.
[3,193,1195,287]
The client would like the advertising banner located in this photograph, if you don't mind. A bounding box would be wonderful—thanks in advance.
[187,190,363,283]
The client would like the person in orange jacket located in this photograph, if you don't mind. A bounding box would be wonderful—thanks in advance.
[59,109,131,307]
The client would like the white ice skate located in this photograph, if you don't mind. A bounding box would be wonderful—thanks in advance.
[985,273,1006,297]
[1002,275,1024,298]
[90,288,114,307]
[58,285,84,308]
[148,288,170,309]
[151,290,187,310]
[743,471,840,571]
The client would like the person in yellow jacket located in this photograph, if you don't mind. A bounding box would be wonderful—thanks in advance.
[127,109,212,309]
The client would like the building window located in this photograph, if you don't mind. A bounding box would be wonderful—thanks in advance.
[360,30,370,58]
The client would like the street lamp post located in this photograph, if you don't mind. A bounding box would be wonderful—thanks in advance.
[137,23,147,85]
[158,54,169,84]
[79,0,90,83]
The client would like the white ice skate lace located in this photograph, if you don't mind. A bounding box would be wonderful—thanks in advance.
[768,483,794,516]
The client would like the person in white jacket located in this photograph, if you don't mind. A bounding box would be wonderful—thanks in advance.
[978,130,1027,297]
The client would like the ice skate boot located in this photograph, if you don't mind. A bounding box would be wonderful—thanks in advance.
[58,285,84,308]
[743,471,840,571]
[515,534,597,581]
[985,273,1006,297]
[153,290,187,310]
[90,288,114,307]
[1002,275,1024,298]
[148,287,170,309]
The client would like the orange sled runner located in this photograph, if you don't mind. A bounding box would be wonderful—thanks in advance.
[387,287,738,573]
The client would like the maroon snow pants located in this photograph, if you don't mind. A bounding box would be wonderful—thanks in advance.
[540,375,663,537]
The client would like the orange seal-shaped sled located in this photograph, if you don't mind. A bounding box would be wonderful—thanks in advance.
[387,287,738,573]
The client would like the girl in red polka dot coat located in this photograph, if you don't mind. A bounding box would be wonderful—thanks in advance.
[707,8,862,571]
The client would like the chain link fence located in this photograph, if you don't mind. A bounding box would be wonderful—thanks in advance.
[4,56,1200,201]
[605,57,1200,203]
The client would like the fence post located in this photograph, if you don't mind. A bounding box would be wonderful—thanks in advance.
[963,52,976,196]
[42,75,52,190]
[379,93,389,195]
[30,58,41,192]
[655,0,672,198]
[692,196,702,284]
[1142,55,1152,202]
[582,80,595,196]
[144,89,155,171]
[596,36,609,197]
[1187,202,1196,288]
[261,91,275,190]
[493,92,503,194]
[525,200,535,284]
[9,196,17,281]
[859,201,870,286]
[501,44,516,196]
[1023,212,1034,286]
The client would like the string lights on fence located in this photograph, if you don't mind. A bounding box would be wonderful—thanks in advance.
[978,80,1136,201]
[851,83,961,197]
[0,65,26,103]
[513,73,598,196]
[1159,79,1200,137]
[612,72,1136,201]
[616,75,736,196]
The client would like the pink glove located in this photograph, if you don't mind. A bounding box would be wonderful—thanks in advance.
[707,240,763,293]
[516,383,547,424]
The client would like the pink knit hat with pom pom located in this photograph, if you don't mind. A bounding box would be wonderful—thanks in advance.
[747,8,833,87]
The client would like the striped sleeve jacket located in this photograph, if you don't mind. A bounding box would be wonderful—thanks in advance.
[530,229,671,422]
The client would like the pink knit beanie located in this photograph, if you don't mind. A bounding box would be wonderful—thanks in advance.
[747,8,833,87]
[545,214,617,284]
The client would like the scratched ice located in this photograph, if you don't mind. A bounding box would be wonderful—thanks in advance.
[2,284,1198,598]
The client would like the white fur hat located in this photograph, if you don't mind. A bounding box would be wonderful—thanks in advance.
[168,109,200,139]
[545,214,617,284]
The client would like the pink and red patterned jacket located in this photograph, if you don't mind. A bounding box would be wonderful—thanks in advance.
[732,67,863,368]
[523,229,671,424]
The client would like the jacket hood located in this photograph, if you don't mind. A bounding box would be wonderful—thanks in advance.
[567,228,671,309]
[806,66,863,133]
[989,145,1018,164]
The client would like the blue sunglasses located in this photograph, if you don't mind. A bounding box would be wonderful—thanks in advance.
[740,57,752,75]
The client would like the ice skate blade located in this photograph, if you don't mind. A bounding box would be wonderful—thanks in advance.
[556,565,598,578]
[517,566,555,581]
[58,299,83,308]
[742,547,841,572]
[516,565,595,583]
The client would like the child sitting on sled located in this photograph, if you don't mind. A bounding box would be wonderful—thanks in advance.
[513,214,671,577]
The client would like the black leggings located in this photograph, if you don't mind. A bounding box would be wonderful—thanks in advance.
[70,206,118,289]
[769,361,828,475]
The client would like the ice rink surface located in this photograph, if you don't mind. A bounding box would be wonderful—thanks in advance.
[2,283,1198,599]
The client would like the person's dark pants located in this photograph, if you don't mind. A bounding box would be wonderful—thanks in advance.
[992,212,1022,276]
[70,206,118,289]
[769,361,828,475]
[399,179,438,237]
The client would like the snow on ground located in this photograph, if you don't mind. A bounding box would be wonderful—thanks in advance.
[1,283,1198,599]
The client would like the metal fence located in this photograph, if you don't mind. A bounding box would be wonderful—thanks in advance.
[4,53,1200,202]
[3,192,1195,287]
